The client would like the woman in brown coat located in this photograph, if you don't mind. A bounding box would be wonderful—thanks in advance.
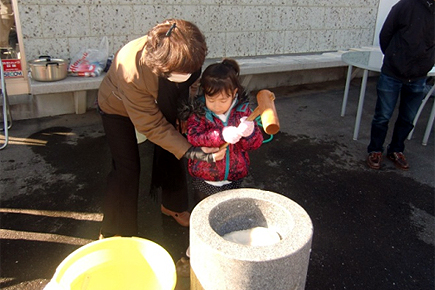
[97,19,224,238]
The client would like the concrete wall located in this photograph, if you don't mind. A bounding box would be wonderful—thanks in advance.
[8,0,380,120]
[16,0,379,62]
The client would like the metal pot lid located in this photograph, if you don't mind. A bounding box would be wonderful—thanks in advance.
[29,56,68,66]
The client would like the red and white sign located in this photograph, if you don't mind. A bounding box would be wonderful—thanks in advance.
[2,59,23,78]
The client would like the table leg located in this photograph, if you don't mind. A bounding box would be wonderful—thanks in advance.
[407,84,435,140]
[353,69,369,140]
[1,59,12,150]
[422,98,435,146]
[241,75,253,95]
[74,91,87,114]
[341,65,353,116]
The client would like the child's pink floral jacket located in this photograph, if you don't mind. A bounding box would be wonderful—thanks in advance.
[186,97,263,181]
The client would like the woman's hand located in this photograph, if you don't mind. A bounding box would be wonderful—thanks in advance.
[184,146,225,162]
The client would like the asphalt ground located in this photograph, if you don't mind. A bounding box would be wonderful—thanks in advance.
[1,77,434,290]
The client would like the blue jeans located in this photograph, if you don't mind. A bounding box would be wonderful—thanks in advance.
[367,73,426,154]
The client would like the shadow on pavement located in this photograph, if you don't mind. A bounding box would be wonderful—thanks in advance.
[1,78,433,289]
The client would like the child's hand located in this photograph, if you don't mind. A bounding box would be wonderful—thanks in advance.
[201,146,219,154]
[237,117,255,137]
[200,146,226,161]
[213,147,226,161]
[222,126,242,144]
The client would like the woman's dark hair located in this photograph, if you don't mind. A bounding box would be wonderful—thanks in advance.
[200,58,246,99]
[144,19,207,77]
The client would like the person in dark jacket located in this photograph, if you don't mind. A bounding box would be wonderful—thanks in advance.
[366,0,435,170]
[185,58,263,203]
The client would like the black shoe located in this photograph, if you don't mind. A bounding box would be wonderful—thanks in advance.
[387,152,409,170]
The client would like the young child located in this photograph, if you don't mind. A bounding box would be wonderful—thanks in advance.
[185,58,264,204]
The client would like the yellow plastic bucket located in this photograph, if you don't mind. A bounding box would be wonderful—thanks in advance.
[44,237,176,290]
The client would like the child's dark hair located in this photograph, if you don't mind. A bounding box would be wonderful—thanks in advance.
[178,58,249,120]
[201,58,247,100]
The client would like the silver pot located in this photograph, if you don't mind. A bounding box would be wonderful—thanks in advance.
[29,56,68,82]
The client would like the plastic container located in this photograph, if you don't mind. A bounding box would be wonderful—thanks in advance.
[44,237,176,290]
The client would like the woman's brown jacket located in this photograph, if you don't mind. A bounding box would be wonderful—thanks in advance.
[98,36,191,159]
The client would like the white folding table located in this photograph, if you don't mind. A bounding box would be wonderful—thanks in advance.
[341,50,435,144]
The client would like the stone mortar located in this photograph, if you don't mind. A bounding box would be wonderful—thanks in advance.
[190,188,313,290]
